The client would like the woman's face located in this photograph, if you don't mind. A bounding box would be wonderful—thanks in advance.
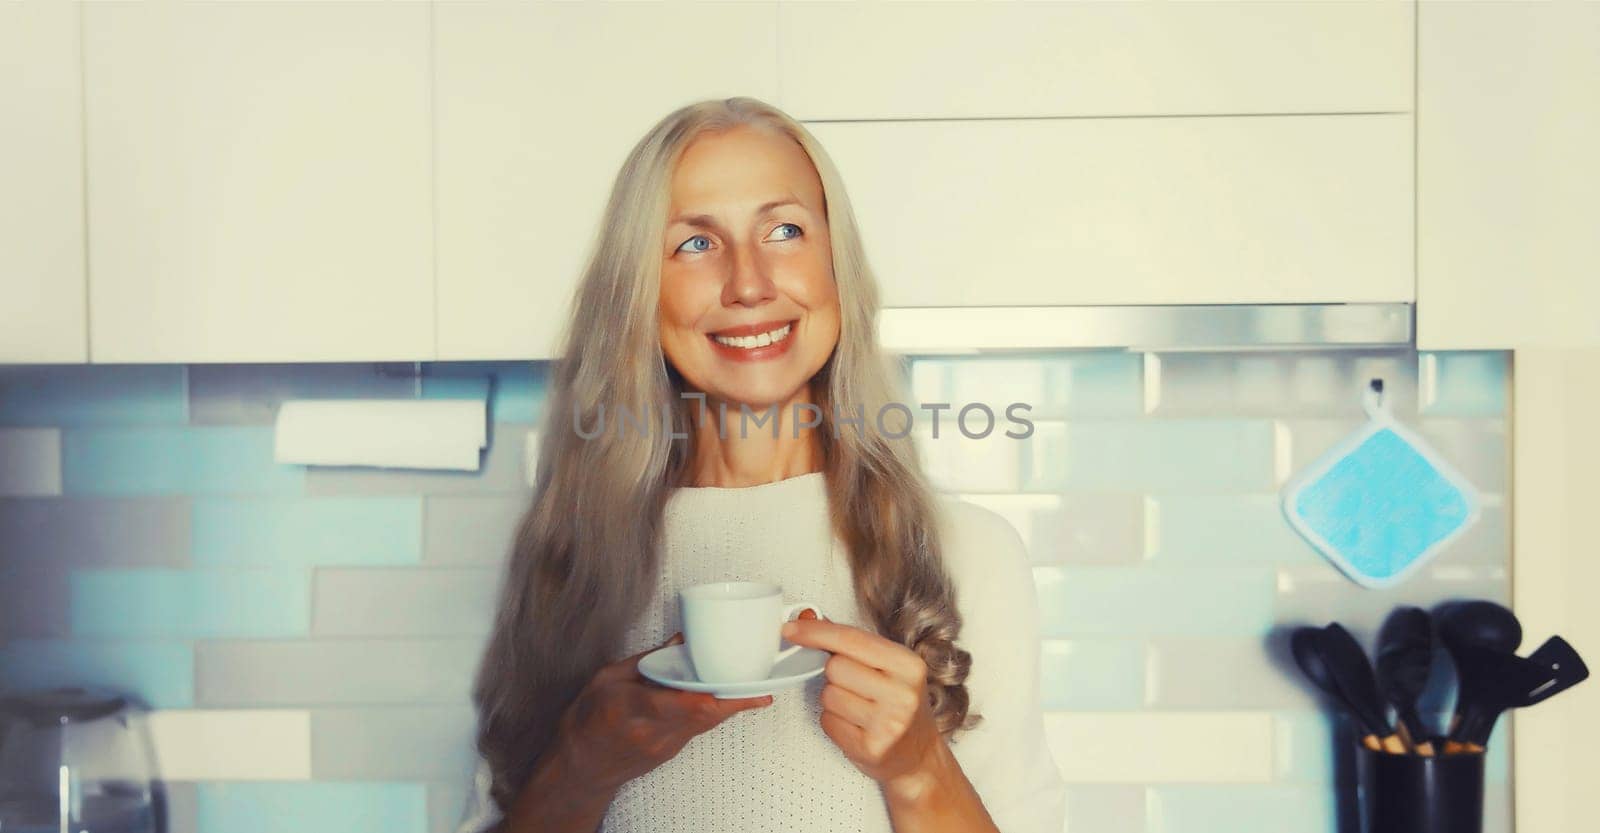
[658,125,841,411]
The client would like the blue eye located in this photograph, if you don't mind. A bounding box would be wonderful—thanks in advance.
[676,235,711,254]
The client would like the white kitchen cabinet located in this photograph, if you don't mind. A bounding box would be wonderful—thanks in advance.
[433,1,781,361]
[810,114,1413,308]
[1417,0,1600,349]
[1511,348,1600,830]
[778,0,1411,120]
[82,1,434,363]
[1,1,87,364]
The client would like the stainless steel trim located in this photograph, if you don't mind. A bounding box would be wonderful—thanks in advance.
[877,303,1414,354]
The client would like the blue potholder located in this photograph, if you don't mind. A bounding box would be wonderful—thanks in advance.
[1280,385,1482,588]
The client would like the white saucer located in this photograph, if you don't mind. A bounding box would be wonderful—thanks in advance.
[637,643,830,699]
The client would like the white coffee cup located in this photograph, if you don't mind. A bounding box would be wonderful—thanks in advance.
[679,581,827,683]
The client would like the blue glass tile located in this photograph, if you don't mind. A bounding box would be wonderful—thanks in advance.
[1422,351,1508,417]
[0,639,193,708]
[192,497,421,567]
[0,366,186,427]
[1148,495,1323,565]
[196,782,427,833]
[1149,785,1336,833]
[1042,351,1145,416]
[60,426,304,496]
[70,569,309,637]
[1272,710,1339,783]
[1034,566,1276,637]
[923,351,1144,419]
[1027,419,1276,492]
[1039,640,1144,709]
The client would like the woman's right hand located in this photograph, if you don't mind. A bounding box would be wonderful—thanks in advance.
[553,632,775,792]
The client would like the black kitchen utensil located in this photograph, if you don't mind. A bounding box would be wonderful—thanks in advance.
[1375,606,1436,753]
[1319,622,1401,751]
[1292,626,1384,751]
[1438,600,1522,653]
[1450,635,1591,747]
[1438,600,1523,742]
[1291,627,1341,698]
[1523,635,1590,706]
[1446,643,1552,746]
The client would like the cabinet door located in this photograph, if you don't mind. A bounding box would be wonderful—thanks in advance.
[1,1,86,363]
[811,114,1412,307]
[83,1,434,363]
[1417,0,1600,349]
[780,0,1411,119]
[433,1,780,361]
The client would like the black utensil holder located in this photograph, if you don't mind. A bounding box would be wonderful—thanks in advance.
[1357,737,1484,833]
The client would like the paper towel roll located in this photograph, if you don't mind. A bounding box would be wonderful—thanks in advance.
[274,399,488,471]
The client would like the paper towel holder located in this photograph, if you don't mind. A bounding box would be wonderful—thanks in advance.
[369,362,503,399]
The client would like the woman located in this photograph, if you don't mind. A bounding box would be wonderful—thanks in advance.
[456,97,1064,833]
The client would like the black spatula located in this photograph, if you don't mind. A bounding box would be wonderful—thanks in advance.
[1292,626,1387,752]
[1450,635,1591,748]
[1375,606,1436,755]
[1320,622,1406,754]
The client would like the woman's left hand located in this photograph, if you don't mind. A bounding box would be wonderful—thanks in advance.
[780,611,948,799]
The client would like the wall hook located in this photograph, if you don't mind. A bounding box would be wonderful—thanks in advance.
[1363,377,1386,416]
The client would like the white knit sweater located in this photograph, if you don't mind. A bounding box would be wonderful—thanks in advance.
[454,471,1066,833]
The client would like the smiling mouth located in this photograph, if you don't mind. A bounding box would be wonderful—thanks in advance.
[706,320,796,350]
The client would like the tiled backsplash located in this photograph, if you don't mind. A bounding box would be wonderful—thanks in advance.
[0,349,1511,833]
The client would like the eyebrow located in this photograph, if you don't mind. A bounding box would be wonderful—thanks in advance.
[668,197,805,229]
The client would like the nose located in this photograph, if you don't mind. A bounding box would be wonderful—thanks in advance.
[720,240,778,308]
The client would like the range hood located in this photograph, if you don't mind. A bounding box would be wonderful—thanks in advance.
[877,303,1413,354]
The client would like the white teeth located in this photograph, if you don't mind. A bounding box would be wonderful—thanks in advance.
[713,323,792,349]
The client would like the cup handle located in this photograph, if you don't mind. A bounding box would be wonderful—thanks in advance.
[775,603,826,664]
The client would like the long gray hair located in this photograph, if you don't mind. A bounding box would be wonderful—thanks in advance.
[471,96,979,814]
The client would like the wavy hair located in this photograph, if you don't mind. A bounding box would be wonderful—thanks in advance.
[470,96,980,816]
